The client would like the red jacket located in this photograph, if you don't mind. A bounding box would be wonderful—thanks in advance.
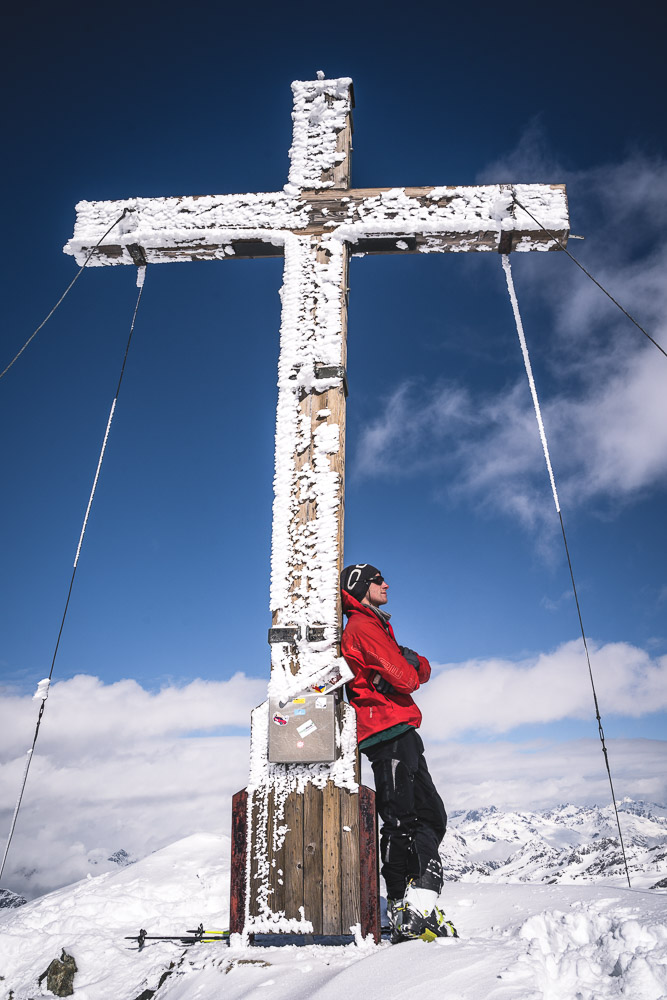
[341,590,431,744]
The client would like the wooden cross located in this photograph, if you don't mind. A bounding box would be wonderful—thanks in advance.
[65,75,569,941]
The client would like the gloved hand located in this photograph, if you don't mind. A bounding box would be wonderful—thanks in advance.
[400,646,420,670]
[372,672,396,695]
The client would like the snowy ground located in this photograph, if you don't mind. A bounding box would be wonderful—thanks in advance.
[1,832,666,1000]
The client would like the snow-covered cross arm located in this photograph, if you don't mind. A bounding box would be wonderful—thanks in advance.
[64,80,568,266]
[64,179,568,264]
[64,180,568,264]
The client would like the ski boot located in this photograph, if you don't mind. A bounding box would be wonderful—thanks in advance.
[387,898,406,944]
[394,858,444,940]
[422,905,458,941]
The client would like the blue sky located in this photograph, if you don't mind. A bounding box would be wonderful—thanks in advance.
[0,0,666,894]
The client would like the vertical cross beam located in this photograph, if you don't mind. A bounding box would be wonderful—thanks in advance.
[239,79,379,942]
[269,79,353,696]
[268,233,350,691]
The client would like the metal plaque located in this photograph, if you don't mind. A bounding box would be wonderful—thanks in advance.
[268,692,336,763]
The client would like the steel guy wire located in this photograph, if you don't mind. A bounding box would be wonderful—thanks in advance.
[1,208,131,381]
[0,266,146,882]
[501,253,632,890]
[512,196,667,361]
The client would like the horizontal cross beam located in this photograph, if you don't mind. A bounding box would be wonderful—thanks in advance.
[64,183,568,266]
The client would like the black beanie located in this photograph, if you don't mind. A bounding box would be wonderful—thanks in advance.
[340,564,381,602]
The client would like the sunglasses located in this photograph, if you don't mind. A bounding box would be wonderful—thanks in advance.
[367,575,385,585]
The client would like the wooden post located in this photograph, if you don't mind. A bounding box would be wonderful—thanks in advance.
[229,789,248,936]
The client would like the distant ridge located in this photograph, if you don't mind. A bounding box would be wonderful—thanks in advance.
[0,888,27,909]
[442,799,667,886]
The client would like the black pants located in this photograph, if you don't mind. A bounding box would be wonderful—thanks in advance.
[363,727,447,900]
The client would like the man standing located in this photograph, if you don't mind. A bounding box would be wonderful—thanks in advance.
[340,563,456,941]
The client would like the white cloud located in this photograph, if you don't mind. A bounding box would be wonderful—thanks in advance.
[420,639,667,739]
[1,658,665,898]
[408,737,667,813]
[351,153,667,531]
[0,672,267,759]
[0,674,264,899]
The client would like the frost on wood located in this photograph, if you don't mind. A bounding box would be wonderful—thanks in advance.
[243,700,359,937]
[63,75,568,267]
[248,702,358,795]
[64,192,306,266]
[287,78,353,192]
[268,234,348,702]
[64,184,568,266]
[333,184,568,251]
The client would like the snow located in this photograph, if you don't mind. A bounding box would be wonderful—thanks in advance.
[442,802,667,887]
[244,697,358,936]
[268,234,348,702]
[287,78,353,191]
[65,192,307,265]
[502,254,560,512]
[1,831,665,1000]
[32,678,50,701]
[63,76,568,266]
[63,184,568,266]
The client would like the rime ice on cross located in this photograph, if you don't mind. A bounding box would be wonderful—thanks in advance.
[65,76,570,938]
[65,76,569,698]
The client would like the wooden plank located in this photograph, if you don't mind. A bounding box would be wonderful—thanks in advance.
[340,788,361,934]
[282,789,305,919]
[272,238,349,645]
[359,784,381,943]
[229,789,248,935]
[331,83,354,190]
[330,245,349,636]
[68,183,568,266]
[81,221,565,267]
[322,781,342,933]
[247,788,264,919]
[303,783,324,933]
[265,787,285,916]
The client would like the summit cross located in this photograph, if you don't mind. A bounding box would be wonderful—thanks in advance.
[65,76,569,940]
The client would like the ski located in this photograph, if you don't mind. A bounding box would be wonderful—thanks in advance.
[125,924,230,950]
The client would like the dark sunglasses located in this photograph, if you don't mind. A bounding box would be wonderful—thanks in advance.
[367,575,385,585]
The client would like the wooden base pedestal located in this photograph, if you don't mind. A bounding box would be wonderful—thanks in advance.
[230,782,380,942]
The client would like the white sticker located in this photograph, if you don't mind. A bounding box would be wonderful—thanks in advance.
[315,697,327,710]
[296,719,317,738]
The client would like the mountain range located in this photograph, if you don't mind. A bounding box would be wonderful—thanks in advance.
[442,799,667,888]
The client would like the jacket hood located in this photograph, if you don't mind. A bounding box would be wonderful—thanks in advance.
[342,589,373,616]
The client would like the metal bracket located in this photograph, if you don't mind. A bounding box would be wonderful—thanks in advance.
[352,236,417,255]
[314,364,348,397]
[127,243,148,266]
[268,626,341,644]
[305,626,341,642]
[268,627,301,644]
[497,231,515,254]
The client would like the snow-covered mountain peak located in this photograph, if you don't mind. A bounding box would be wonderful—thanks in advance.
[443,799,667,887]
[0,821,665,1000]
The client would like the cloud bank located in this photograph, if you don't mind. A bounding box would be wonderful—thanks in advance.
[1,654,665,898]
[421,640,667,739]
[352,153,667,530]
